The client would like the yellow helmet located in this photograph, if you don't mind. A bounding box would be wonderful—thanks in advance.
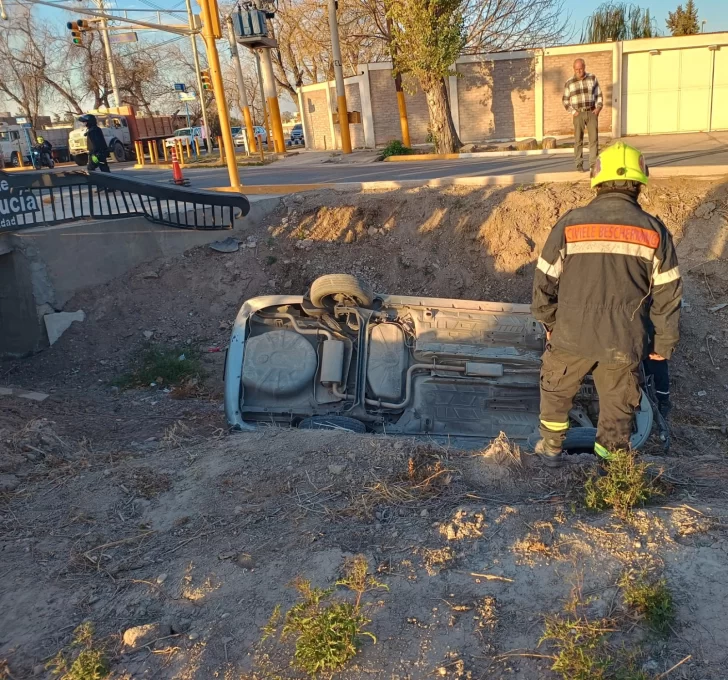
[591,141,649,188]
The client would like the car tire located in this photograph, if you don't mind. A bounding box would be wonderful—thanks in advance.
[10,152,20,167]
[562,389,654,453]
[113,141,125,163]
[74,153,88,167]
[298,416,366,433]
[310,274,374,309]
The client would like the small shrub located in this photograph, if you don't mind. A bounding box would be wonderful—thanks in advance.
[381,140,414,158]
[262,555,387,675]
[620,571,675,635]
[48,623,109,680]
[540,614,615,680]
[584,450,663,518]
[114,344,202,389]
[265,255,277,266]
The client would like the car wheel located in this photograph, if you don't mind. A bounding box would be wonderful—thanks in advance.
[113,141,125,162]
[10,152,20,167]
[74,153,88,166]
[298,416,366,433]
[310,274,374,309]
[562,389,654,453]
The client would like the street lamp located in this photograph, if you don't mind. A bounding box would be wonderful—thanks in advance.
[702,20,707,33]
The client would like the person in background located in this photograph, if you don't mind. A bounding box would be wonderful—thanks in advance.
[563,58,603,173]
[77,114,110,173]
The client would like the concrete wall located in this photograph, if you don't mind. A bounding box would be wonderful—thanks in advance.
[456,58,536,142]
[0,199,281,356]
[302,88,333,151]
[543,50,614,136]
[368,69,431,145]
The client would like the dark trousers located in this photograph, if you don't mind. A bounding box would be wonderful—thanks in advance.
[573,110,599,170]
[539,347,641,454]
[88,156,110,173]
[643,358,670,404]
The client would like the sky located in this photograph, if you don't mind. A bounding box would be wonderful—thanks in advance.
[564,0,727,39]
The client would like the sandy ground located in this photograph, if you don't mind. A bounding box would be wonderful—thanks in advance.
[1,178,728,679]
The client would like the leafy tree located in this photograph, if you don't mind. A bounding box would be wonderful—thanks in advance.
[387,0,465,153]
[666,0,700,35]
[582,2,656,43]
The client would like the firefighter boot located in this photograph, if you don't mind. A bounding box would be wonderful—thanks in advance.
[534,438,564,468]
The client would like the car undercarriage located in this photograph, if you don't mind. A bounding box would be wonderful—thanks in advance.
[224,274,656,451]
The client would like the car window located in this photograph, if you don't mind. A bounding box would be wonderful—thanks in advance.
[231,127,242,135]
[0,131,9,141]
[174,129,191,136]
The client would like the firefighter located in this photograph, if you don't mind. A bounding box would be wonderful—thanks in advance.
[531,141,682,467]
[77,114,110,173]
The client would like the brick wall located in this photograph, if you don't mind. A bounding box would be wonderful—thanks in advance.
[330,81,366,149]
[544,51,613,136]
[302,89,331,151]
[456,59,535,141]
[369,68,431,146]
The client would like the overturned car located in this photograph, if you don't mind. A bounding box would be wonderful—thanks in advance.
[224,274,657,451]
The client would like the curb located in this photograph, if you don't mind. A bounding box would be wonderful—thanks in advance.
[208,165,728,196]
[384,148,574,162]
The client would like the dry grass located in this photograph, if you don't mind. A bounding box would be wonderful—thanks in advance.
[480,432,523,469]
[347,446,458,518]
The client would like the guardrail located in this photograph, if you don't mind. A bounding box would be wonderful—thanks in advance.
[0,169,250,232]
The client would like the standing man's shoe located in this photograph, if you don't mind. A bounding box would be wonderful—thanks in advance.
[534,439,564,468]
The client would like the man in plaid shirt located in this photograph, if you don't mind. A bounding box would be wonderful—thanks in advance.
[563,58,603,172]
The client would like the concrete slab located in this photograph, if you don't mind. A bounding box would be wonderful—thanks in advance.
[44,310,85,345]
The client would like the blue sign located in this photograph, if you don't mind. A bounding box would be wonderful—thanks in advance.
[174,83,186,92]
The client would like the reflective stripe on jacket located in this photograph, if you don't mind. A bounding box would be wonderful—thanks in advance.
[531,191,682,363]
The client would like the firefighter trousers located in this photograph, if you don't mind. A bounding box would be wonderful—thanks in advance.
[539,347,642,456]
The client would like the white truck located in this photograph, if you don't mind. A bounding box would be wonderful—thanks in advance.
[68,106,184,166]
[0,124,33,167]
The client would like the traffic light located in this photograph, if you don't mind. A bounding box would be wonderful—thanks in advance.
[67,20,83,45]
[201,70,213,91]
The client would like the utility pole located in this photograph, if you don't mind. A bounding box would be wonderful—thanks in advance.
[226,15,257,154]
[257,47,285,153]
[197,0,240,189]
[185,0,213,153]
[254,51,271,146]
[327,0,351,153]
[93,0,121,108]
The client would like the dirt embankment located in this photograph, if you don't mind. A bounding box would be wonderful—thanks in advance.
[1,178,728,679]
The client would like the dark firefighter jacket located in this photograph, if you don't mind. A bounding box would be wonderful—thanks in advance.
[85,126,108,157]
[531,191,682,363]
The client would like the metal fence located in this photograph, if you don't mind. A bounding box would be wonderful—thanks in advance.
[0,170,250,232]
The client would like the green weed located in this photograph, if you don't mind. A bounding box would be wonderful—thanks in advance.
[620,571,674,635]
[262,555,387,675]
[114,344,202,389]
[47,622,109,680]
[584,450,663,518]
[540,614,615,679]
[380,140,414,158]
[265,255,278,266]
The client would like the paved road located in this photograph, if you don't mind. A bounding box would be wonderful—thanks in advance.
[116,145,728,190]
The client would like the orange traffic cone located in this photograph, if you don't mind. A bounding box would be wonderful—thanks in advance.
[170,146,189,186]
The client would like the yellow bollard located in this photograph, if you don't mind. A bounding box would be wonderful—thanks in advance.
[194,137,201,157]
[185,138,191,160]
[176,140,184,166]
[162,143,168,162]
[217,136,225,165]
[147,141,155,164]
[137,141,145,166]
[258,135,265,163]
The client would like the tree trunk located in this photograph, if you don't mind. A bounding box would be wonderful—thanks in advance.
[420,75,460,153]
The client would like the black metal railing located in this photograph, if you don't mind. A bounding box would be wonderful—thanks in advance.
[0,170,250,232]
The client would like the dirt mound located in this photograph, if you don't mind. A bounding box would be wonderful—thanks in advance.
[1,177,728,678]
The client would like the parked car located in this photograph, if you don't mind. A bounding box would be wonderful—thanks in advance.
[234,125,268,150]
[224,274,656,452]
[289,123,304,145]
[164,127,203,149]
